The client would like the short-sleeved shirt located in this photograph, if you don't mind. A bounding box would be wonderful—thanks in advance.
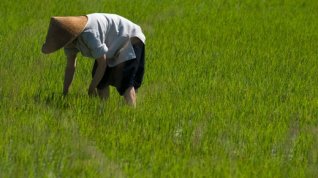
[64,13,146,67]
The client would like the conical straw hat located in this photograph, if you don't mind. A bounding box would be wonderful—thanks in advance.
[42,16,88,54]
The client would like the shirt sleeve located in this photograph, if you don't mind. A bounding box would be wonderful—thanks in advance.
[81,31,108,59]
[64,47,79,57]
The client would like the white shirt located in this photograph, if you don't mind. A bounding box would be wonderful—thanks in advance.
[64,13,146,67]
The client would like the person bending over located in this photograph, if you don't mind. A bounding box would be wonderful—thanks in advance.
[42,13,146,107]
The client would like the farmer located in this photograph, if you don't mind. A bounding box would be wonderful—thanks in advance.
[41,13,146,107]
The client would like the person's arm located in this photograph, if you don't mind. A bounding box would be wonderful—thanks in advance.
[88,54,107,96]
[63,54,77,95]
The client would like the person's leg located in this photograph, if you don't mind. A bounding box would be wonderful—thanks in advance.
[112,60,136,105]
[98,85,110,100]
[92,60,111,100]
[123,86,136,107]
[113,40,145,106]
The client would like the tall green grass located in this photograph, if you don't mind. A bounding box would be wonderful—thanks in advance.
[1,0,318,177]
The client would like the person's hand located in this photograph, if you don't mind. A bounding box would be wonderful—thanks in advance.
[88,85,97,97]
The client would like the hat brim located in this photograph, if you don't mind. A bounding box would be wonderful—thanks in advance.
[42,35,78,54]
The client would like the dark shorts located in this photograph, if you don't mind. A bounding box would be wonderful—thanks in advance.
[92,41,145,95]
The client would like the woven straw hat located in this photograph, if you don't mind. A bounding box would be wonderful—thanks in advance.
[42,16,88,54]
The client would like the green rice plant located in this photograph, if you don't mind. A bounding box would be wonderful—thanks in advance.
[0,0,318,177]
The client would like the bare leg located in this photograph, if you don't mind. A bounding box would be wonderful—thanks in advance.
[98,86,110,100]
[123,86,136,107]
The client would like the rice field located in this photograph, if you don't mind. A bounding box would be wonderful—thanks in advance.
[0,0,318,177]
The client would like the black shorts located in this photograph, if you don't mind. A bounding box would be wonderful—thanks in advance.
[92,41,145,95]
